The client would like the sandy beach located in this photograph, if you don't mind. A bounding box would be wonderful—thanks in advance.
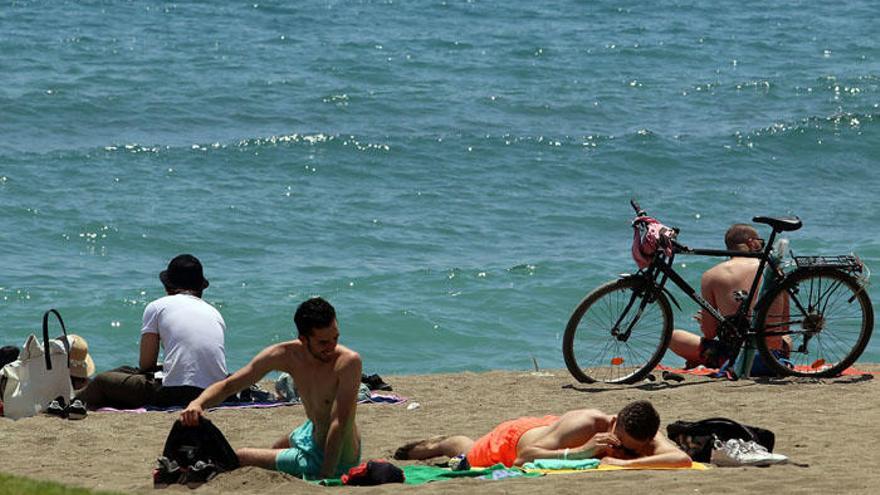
[2,366,879,494]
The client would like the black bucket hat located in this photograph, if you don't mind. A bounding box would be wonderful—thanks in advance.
[159,254,209,291]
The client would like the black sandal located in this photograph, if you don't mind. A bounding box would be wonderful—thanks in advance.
[66,399,87,420]
[46,396,67,418]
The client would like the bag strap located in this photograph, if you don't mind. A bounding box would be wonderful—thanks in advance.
[42,309,70,371]
[695,417,759,442]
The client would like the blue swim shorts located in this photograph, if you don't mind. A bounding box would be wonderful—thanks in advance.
[275,420,361,478]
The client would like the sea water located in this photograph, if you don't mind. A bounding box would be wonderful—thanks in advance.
[1,1,878,375]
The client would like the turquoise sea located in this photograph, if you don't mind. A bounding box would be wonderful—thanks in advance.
[2,1,878,375]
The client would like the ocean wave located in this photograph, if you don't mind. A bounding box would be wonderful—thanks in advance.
[4,130,692,159]
[733,110,879,146]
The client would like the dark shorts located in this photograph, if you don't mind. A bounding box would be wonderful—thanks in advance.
[689,338,732,369]
[689,339,790,376]
[75,366,203,409]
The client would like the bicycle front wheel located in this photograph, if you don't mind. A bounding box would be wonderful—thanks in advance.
[563,277,672,384]
[755,268,874,378]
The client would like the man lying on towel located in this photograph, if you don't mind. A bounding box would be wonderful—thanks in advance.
[394,400,691,468]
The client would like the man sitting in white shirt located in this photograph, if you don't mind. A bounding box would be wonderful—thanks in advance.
[75,254,228,409]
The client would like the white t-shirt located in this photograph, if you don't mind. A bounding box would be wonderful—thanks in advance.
[141,294,228,389]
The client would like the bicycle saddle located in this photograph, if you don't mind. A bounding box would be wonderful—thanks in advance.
[752,216,802,232]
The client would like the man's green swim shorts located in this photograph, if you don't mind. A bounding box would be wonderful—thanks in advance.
[275,420,361,478]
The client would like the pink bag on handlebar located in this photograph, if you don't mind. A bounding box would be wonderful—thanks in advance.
[632,216,675,269]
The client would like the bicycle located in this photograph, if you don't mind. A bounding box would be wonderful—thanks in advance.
[562,201,874,384]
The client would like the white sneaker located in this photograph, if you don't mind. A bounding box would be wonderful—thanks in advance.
[710,438,789,467]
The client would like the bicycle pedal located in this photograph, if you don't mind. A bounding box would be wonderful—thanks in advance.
[732,290,749,302]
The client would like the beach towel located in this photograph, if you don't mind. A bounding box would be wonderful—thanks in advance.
[95,392,407,414]
[657,364,875,378]
[524,462,710,474]
[593,462,710,471]
[522,458,600,470]
[316,463,542,486]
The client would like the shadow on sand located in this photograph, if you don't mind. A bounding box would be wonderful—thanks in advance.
[561,371,874,393]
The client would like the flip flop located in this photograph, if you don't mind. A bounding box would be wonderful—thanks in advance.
[66,399,88,420]
[662,370,685,383]
[46,396,67,418]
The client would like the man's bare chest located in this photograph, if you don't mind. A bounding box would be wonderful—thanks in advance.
[290,366,337,408]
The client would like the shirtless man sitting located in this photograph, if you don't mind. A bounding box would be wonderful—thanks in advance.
[669,223,789,373]
[394,400,690,468]
[180,297,362,479]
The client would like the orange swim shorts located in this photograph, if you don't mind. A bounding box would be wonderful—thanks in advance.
[466,415,559,467]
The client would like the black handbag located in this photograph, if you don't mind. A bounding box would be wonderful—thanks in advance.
[161,417,240,472]
[666,417,776,462]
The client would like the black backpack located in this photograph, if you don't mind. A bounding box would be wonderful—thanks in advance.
[161,418,240,472]
[666,417,776,462]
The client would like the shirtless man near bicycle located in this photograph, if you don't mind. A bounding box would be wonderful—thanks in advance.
[669,223,785,371]
[179,297,362,480]
[394,400,690,468]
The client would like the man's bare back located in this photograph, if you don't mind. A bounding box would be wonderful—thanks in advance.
[699,257,761,339]
[516,409,609,462]
[669,224,777,367]
[516,408,687,467]
[395,401,691,469]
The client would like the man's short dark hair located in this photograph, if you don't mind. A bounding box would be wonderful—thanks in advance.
[724,224,759,251]
[294,297,336,337]
[618,400,660,441]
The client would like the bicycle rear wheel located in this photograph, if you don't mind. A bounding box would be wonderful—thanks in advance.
[563,277,672,384]
[755,268,873,378]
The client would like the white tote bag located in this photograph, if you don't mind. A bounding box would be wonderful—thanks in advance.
[0,309,73,419]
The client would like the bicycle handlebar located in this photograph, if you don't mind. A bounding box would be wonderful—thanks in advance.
[630,200,690,252]
[630,199,647,217]
[670,238,689,252]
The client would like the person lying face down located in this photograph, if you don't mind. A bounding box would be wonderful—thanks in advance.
[394,400,691,468]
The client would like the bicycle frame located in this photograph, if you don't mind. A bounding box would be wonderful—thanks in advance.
[563,202,874,385]
[641,227,786,335]
[564,200,873,384]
